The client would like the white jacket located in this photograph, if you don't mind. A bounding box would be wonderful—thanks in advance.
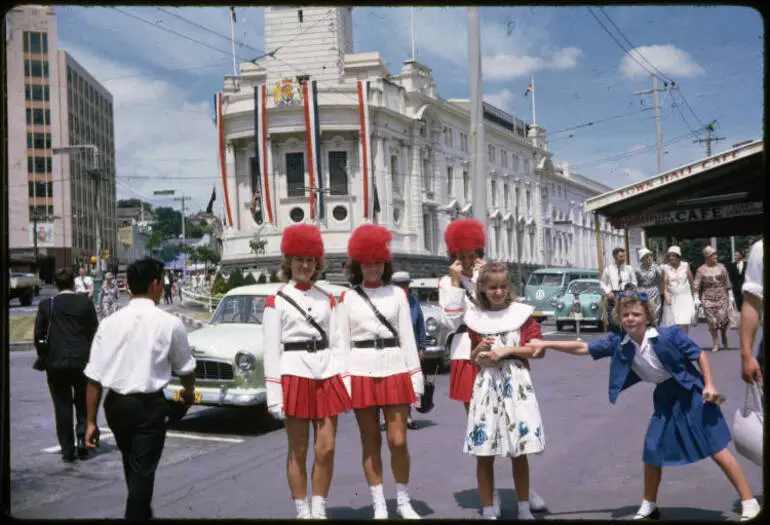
[438,273,477,361]
[337,283,424,396]
[263,282,349,410]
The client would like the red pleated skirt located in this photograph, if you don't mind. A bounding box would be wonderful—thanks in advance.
[281,374,352,419]
[350,372,417,409]
[449,359,480,403]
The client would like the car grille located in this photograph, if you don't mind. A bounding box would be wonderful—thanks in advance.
[425,335,437,346]
[195,360,234,381]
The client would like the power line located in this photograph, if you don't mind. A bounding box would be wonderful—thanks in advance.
[598,7,670,82]
[154,7,269,59]
[549,107,653,136]
[101,62,229,82]
[110,7,252,63]
[571,132,693,169]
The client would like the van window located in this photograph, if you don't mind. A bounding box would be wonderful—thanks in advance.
[527,273,564,287]
[413,288,439,302]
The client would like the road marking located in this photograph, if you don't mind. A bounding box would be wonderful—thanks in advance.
[42,429,114,453]
[165,431,244,443]
[542,331,558,336]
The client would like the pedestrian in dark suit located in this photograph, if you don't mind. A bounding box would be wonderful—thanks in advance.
[727,250,747,311]
[83,258,197,520]
[34,267,99,462]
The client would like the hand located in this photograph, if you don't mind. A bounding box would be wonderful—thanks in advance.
[85,421,100,449]
[418,350,425,361]
[607,291,615,301]
[701,384,721,404]
[471,337,495,360]
[665,294,672,305]
[527,338,547,358]
[741,355,763,384]
[268,404,286,420]
[488,349,505,362]
[473,258,486,272]
[449,260,463,285]
[180,388,195,407]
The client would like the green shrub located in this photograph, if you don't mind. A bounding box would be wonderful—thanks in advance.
[257,273,267,284]
[243,272,257,285]
[269,269,279,283]
[211,272,228,295]
[227,268,245,290]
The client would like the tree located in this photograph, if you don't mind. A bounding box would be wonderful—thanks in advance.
[243,272,257,285]
[257,273,267,284]
[118,199,153,211]
[147,230,164,252]
[211,272,228,295]
[227,267,245,290]
[269,269,279,283]
[153,206,183,240]
[160,244,179,262]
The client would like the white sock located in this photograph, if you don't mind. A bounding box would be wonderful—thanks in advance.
[741,498,760,516]
[637,499,657,516]
[482,506,497,519]
[311,495,326,517]
[294,498,310,517]
[370,484,386,506]
[396,483,411,506]
[518,500,533,517]
[492,490,501,517]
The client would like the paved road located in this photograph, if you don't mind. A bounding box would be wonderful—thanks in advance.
[7,285,58,316]
[10,322,762,520]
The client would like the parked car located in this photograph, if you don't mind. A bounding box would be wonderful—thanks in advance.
[116,272,127,292]
[9,271,38,306]
[409,278,451,372]
[163,281,349,421]
[517,267,600,322]
[552,278,606,332]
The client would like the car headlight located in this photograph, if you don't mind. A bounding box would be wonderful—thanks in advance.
[235,351,257,372]
[590,302,599,311]
[516,296,528,303]
[557,302,564,311]
[426,317,438,334]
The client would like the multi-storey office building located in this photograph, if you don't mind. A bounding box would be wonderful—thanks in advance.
[6,5,116,278]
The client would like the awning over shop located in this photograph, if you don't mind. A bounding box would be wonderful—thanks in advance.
[584,140,764,238]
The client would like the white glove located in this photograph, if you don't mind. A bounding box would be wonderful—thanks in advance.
[268,404,286,421]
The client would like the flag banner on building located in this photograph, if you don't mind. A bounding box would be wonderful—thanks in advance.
[373,182,381,216]
[217,91,234,227]
[230,7,237,23]
[524,82,533,97]
[206,186,216,214]
[251,84,271,224]
[302,80,324,220]
[357,80,374,219]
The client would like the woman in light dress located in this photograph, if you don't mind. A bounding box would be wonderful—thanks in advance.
[635,248,663,323]
[694,245,732,352]
[98,272,120,318]
[660,246,697,334]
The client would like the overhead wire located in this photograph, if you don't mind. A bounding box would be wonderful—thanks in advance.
[571,132,694,170]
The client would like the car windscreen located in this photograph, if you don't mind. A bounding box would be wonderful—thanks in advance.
[567,282,601,295]
[527,273,564,287]
[210,295,266,324]
[412,288,439,302]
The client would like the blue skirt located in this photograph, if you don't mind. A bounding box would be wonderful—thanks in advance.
[643,378,731,467]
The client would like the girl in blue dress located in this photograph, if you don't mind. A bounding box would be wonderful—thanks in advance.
[525,292,760,521]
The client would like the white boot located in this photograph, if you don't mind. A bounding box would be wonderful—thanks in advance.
[370,484,388,519]
[311,495,327,519]
[740,498,760,521]
[294,498,311,519]
[396,483,421,520]
[529,490,547,512]
[482,506,498,520]
[492,491,501,518]
[518,501,535,520]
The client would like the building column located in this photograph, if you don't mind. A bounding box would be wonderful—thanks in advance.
[534,176,544,266]
[224,143,239,231]
[410,136,424,253]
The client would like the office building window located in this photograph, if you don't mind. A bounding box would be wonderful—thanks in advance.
[504,183,510,210]
[328,151,348,196]
[27,133,52,149]
[390,155,400,197]
[28,181,53,198]
[25,84,50,102]
[24,59,49,78]
[27,108,50,126]
[447,166,453,197]
[286,152,305,197]
[29,205,54,218]
[463,170,470,200]
[23,32,47,54]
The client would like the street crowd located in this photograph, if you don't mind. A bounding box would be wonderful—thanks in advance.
[31,218,764,520]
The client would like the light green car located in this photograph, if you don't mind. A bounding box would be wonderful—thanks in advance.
[552,279,606,332]
[163,281,349,420]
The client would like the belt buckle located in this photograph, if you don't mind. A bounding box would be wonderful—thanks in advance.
[308,339,318,353]
[373,337,384,350]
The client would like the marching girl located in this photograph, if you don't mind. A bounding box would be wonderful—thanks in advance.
[439,219,547,516]
[461,262,547,520]
[263,224,353,519]
[526,292,761,521]
[337,224,425,519]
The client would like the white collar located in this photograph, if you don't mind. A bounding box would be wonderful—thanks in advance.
[58,289,75,295]
[129,298,157,308]
[463,302,535,334]
[622,327,659,346]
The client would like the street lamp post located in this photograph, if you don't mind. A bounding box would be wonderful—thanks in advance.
[154,189,191,279]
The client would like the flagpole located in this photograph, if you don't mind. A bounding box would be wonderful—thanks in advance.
[531,75,536,126]
[230,8,238,77]
[410,8,416,61]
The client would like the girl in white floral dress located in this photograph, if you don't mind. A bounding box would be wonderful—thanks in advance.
[463,262,546,520]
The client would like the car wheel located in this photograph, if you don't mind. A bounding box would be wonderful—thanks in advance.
[166,401,190,425]
[555,322,564,331]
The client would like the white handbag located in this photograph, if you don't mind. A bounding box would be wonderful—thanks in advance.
[732,381,764,466]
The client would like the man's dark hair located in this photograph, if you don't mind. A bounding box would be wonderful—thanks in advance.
[127,258,165,295]
[54,267,75,291]
[344,260,394,286]
[612,247,625,257]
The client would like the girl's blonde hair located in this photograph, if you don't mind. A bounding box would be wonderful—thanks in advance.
[277,255,325,283]
[613,293,657,325]
[474,261,513,310]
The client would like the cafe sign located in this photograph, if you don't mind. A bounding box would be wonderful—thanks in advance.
[611,201,763,229]
[585,140,763,212]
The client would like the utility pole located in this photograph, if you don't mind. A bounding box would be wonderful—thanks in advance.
[693,120,725,157]
[155,189,191,279]
[633,74,678,174]
[468,7,487,228]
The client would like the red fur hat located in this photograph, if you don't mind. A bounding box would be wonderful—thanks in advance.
[280,224,324,258]
[444,219,486,254]
[347,224,392,263]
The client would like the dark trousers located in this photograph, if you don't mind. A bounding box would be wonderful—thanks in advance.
[607,295,623,334]
[104,390,168,520]
[46,368,87,456]
[163,285,172,304]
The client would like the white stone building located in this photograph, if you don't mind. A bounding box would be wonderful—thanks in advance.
[217,6,638,281]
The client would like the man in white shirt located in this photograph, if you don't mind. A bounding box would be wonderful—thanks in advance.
[740,239,763,384]
[83,257,197,520]
[74,267,94,299]
[600,247,638,332]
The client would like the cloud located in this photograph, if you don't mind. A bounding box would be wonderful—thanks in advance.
[59,41,220,211]
[619,45,704,78]
[483,89,515,113]
[629,144,647,152]
[483,47,583,80]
